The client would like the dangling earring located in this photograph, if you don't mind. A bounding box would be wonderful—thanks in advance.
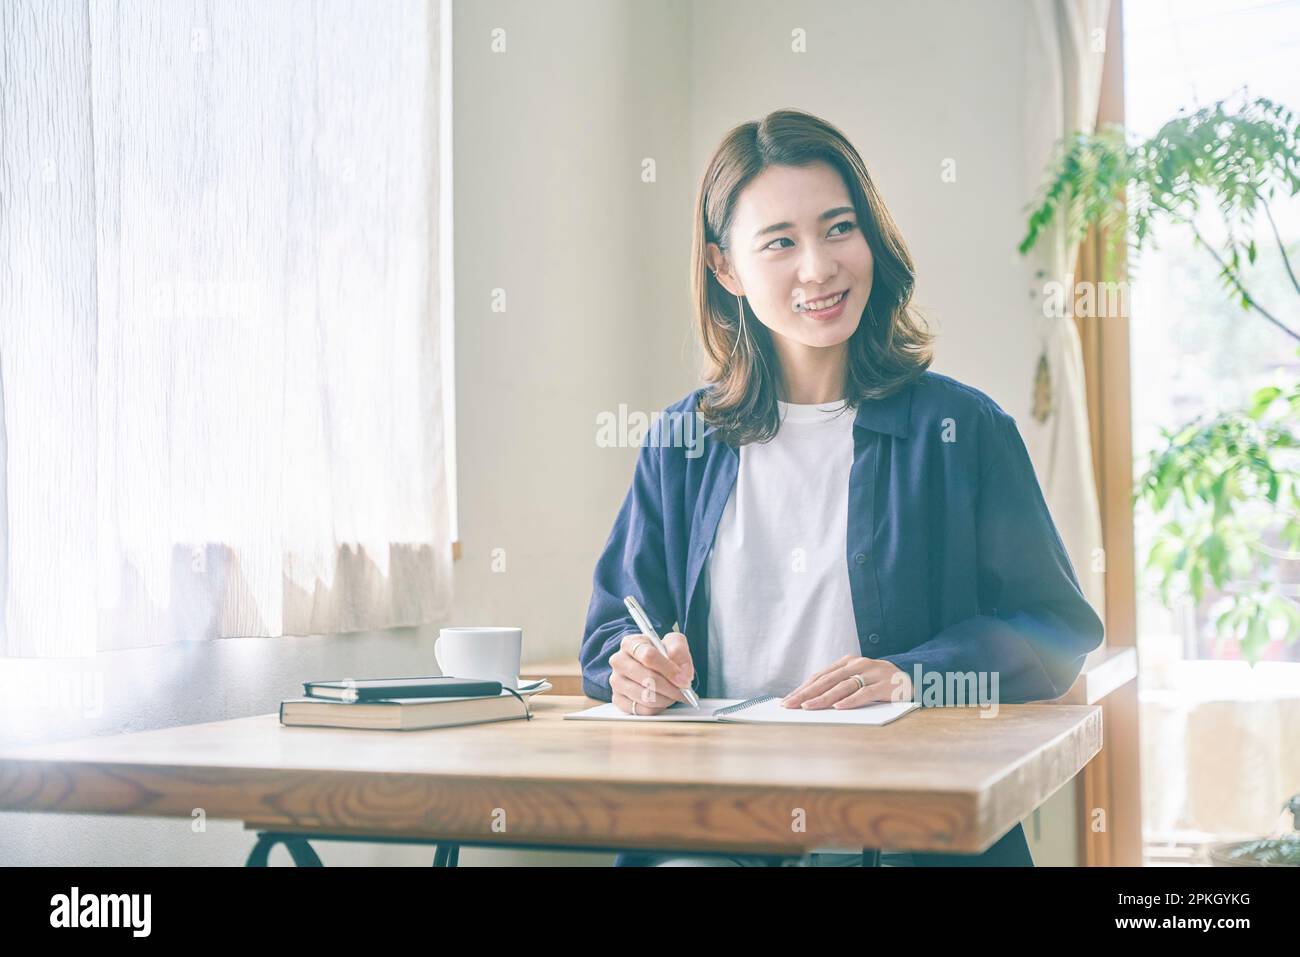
[728,293,746,360]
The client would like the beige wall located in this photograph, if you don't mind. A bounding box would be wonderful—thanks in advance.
[449,0,698,674]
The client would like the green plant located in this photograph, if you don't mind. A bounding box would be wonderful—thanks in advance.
[1136,381,1300,663]
[1209,793,1300,866]
[1021,92,1300,342]
[1020,92,1300,665]
[1213,836,1300,866]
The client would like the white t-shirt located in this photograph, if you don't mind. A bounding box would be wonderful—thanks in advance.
[704,398,862,700]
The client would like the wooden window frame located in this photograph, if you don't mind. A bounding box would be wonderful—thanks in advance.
[1069,0,1144,867]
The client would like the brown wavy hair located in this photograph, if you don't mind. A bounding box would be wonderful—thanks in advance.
[692,108,933,446]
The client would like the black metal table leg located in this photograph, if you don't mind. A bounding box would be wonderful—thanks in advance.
[244,830,839,867]
[432,843,460,866]
[246,833,324,867]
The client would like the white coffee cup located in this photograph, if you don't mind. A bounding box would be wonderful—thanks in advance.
[435,627,523,689]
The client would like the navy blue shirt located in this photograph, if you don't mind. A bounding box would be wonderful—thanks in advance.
[580,371,1104,705]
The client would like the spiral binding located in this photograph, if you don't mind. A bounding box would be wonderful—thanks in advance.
[713,694,778,717]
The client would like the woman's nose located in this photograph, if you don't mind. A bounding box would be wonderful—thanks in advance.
[798,247,836,285]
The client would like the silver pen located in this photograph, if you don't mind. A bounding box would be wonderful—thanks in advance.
[623,595,701,709]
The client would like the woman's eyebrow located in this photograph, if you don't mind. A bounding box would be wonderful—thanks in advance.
[753,206,855,240]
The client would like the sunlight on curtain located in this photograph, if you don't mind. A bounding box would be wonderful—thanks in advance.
[1023,0,1110,625]
[0,0,452,656]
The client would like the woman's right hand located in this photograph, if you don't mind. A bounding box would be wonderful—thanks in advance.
[610,631,695,715]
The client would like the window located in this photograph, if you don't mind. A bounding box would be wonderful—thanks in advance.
[0,0,454,656]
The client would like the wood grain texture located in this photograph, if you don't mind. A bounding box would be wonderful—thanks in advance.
[0,695,1102,854]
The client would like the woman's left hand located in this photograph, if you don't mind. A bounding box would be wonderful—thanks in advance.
[781,656,913,709]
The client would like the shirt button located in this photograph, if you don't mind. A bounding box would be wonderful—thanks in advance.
[868,633,880,644]
[854,552,866,564]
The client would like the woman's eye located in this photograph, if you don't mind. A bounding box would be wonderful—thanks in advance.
[764,222,856,251]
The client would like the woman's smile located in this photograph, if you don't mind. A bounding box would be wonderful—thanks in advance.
[796,288,850,321]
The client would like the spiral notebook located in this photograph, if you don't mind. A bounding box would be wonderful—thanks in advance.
[564,694,919,726]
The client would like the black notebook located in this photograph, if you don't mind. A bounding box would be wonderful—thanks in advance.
[281,694,526,731]
[303,675,502,702]
[280,679,552,731]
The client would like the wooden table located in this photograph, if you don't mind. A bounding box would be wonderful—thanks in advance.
[0,695,1101,864]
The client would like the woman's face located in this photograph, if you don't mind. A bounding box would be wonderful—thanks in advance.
[707,161,873,353]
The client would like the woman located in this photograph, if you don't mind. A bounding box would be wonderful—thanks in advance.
[579,109,1104,867]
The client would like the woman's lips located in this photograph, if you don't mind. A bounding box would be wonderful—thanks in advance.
[798,289,849,320]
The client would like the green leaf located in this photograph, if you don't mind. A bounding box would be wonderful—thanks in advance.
[1211,472,1231,521]
[1243,612,1270,665]
[1249,386,1281,419]
[1205,533,1229,586]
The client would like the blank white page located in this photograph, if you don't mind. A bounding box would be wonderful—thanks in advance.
[563,697,920,725]
[720,697,920,726]
[562,698,745,721]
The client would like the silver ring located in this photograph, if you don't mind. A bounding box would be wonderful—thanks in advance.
[851,674,866,691]
[632,700,639,716]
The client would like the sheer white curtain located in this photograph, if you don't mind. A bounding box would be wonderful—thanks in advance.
[0,0,452,656]
[1023,0,1110,623]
